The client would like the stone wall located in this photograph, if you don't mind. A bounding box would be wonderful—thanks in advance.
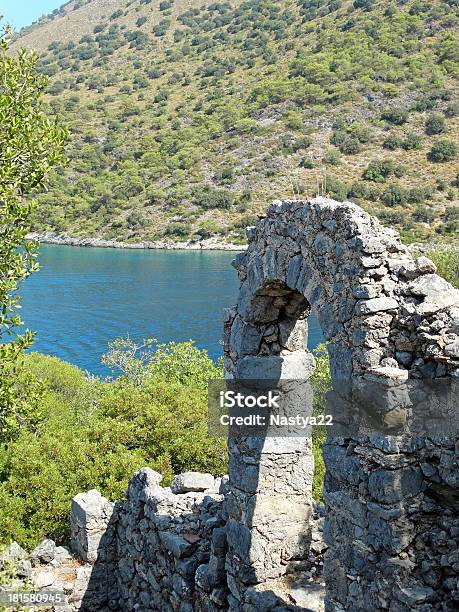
[65,468,326,611]
[1,467,326,611]
[114,468,228,611]
[224,197,459,611]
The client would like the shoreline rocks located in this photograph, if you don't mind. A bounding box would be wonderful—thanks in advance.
[26,232,245,252]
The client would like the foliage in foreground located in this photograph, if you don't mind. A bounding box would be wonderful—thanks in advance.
[0,339,331,549]
[0,23,67,442]
[0,341,227,549]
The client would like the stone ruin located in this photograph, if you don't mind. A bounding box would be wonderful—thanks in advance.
[223,197,459,611]
[2,197,458,611]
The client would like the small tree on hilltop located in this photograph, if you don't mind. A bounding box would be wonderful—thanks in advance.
[0,24,67,440]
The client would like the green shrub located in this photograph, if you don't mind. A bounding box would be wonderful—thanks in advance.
[427,139,457,162]
[445,103,459,118]
[412,204,435,223]
[408,186,433,203]
[292,136,313,151]
[215,166,234,185]
[0,343,227,548]
[323,148,342,166]
[300,157,315,169]
[353,0,374,9]
[331,123,371,154]
[194,220,222,239]
[363,159,395,182]
[402,133,422,150]
[194,187,234,209]
[311,344,331,503]
[381,183,409,207]
[394,164,407,178]
[383,134,403,150]
[284,109,303,130]
[325,176,350,200]
[163,222,191,238]
[381,108,409,125]
[349,181,369,199]
[425,113,446,136]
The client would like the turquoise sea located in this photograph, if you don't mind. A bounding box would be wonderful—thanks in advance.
[21,245,323,376]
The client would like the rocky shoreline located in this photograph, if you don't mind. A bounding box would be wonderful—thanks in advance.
[26,232,246,252]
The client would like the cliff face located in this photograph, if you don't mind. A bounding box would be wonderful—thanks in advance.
[11,0,459,245]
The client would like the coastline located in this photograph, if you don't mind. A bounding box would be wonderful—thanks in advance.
[27,233,458,255]
[26,232,246,252]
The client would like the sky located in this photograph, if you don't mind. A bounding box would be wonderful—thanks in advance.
[0,0,66,30]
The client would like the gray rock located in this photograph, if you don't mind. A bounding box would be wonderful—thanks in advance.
[32,570,55,588]
[287,580,325,611]
[445,336,459,358]
[16,559,32,579]
[195,564,212,592]
[0,541,27,566]
[159,532,196,558]
[170,472,215,494]
[368,467,423,504]
[278,317,308,351]
[53,546,73,564]
[395,351,413,367]
[409,273,451,297]
[71,489,114,564]
[352,284,378,300]
[236,351,315,380]
[230,316,263,357]
[355,297,398,315]
[244,586,280,609]
[211,586,229,606]
[415,256,436,274]
[395,583,434,606]
[31,538,56,564]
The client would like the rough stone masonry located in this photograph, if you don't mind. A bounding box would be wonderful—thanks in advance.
[224,197,459,611]
[2,198,458,611]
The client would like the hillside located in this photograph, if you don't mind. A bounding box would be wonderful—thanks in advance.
[12,0,459,245]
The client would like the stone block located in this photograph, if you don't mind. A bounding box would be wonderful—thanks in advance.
[327,343,354,380]
[71,489,114,564]
[278,317,308,351]
[368,467,423,504]
[229,316,263,357]
[159,532,196,559]
[170,472,215,494]
[30,538,56,564]
[355,297,398,315]
[236,351,315,380]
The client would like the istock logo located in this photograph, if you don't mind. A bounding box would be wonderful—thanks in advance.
[219,390,280,409]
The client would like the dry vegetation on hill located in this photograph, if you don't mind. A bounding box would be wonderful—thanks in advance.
[12,0,459,244]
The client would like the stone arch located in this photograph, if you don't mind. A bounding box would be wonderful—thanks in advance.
[224,198,459,611]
